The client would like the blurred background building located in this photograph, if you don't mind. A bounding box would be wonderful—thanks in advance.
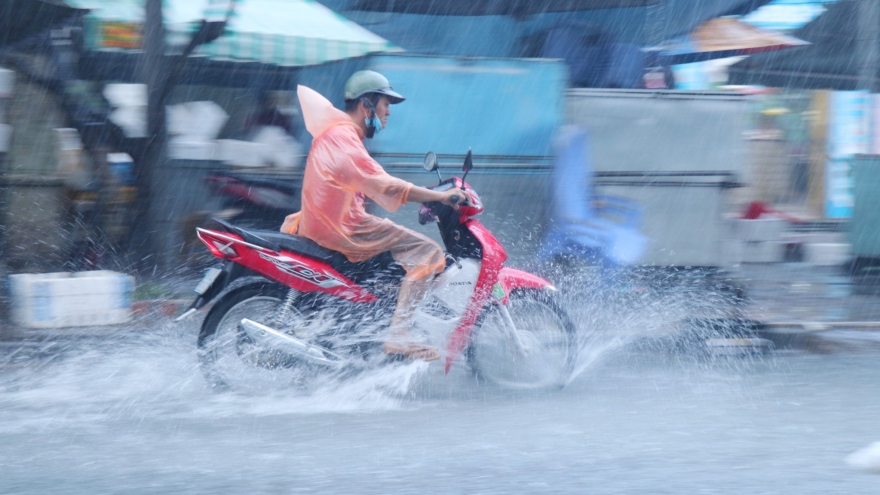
[0,0,876,279]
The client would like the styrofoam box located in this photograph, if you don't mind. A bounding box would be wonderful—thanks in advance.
[168,139,219,161]
[0,124,11,153]
[218,139,268,167]
[8,271,134,328]
[804,243,851,266]
[733,218,787,242]
[740,240,785,263]
[0,68,13,98]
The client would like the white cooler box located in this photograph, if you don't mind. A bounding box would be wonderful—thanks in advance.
[8,271,134,328]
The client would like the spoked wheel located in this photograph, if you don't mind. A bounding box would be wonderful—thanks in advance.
[197,283,337,393]
[467,290,577,389]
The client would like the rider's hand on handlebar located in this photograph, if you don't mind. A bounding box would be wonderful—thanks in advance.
[440,188,471,210]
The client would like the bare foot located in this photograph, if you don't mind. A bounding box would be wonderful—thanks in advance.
[382,341,440,362]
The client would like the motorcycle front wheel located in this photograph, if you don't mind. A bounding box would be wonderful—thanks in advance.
[197,283,335,393]
[467,289,577,389]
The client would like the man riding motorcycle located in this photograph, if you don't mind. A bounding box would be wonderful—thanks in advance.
[280,71,469,362]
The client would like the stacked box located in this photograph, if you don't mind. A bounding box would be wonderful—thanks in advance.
[0,67,13,98]
[217,139,267,167]
[803,243,851,266]
[0,67,12,152]
[8,271,134,328]
[0,124,10,153]
[739,240,785,263]
[732,218,787,264]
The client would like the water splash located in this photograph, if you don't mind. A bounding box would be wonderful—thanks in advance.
[846,441,880,474]
[0,323,433,435]
[543,261,753,383]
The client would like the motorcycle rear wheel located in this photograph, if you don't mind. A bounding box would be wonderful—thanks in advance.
[467,289,577,389]
[197,283,332,392]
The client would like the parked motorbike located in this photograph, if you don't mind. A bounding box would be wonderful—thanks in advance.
[179,150,577,391]
[204,171,299,230]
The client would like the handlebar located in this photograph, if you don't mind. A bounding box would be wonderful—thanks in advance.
[427,180,473,207]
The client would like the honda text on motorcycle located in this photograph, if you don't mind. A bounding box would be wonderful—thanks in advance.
[179,150,578,391]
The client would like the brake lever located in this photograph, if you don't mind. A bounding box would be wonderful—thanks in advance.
[449,194,473,208]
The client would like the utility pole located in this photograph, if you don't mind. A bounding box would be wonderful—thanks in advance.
[858,0,880,92]
[136,0,169,274]
[135,0,232,275]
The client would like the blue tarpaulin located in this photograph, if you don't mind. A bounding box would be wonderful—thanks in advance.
[321,0,775,54]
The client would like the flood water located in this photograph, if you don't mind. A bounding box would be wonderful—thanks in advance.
[2,307,879,495]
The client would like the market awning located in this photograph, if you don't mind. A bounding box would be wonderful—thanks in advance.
[342,0,771,18]
[649,16,808,65]
[317,0,774,60]
[727,1,877,90]
[65,0,402,67]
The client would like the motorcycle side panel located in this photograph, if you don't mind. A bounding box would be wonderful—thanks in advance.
[197,229,379,303]
[444,219,508,373]
[244,249,381,303]
[429,258,481,315]
[411,259,482,342]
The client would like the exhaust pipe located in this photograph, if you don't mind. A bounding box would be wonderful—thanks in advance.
[239,319,345,367]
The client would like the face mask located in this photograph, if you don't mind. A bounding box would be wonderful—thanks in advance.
[360,97,382,139]
[365,113,381,138]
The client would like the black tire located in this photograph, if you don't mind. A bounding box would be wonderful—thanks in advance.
[197,282,322,392]
[467,289,577,389]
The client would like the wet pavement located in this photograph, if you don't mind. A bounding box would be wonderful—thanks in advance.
[739,263,880,324]
[731,263,880,353]
[1,325,879,494]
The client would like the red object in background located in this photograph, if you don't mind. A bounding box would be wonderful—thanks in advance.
[741,201,803,223]
[742,201,773,219]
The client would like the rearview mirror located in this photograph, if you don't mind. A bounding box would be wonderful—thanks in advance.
[461,148,473,182]
[423,151,438,172]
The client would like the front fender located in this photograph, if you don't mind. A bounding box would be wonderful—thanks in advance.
[496,267,556,305]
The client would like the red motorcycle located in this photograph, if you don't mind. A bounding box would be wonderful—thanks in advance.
[180,151,577,391]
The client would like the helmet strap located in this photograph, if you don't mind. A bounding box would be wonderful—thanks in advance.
[360,97,380,139]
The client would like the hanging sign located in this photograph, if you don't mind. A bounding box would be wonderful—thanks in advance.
[99,22,143,49]
[826,90,870,218]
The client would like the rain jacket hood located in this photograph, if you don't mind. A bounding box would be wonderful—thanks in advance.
[297,85,359,140]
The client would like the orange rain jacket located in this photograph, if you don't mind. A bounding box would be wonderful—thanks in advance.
[280,86,445,281]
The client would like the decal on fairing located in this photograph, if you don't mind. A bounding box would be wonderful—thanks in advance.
[491,283,505,300]
[430,258,481,315]
[258,252,346,289]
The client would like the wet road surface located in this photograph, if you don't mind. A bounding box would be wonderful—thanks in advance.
[2,316,879,494]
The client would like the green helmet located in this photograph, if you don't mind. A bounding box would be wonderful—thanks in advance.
[343,70,405,104]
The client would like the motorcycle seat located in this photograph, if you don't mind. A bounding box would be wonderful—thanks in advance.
[212,218,404,284]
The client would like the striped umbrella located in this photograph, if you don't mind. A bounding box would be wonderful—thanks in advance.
[67,0,402,66]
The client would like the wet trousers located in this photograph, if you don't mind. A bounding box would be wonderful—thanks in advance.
[377,224,446,339]
[284,213,446,340]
